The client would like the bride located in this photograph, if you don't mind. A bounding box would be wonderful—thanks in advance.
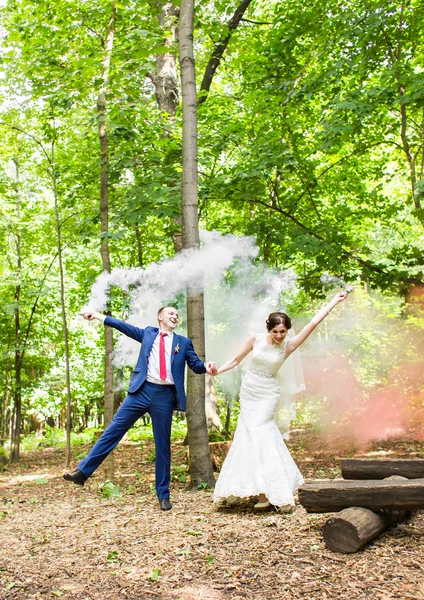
[213,291,349,510]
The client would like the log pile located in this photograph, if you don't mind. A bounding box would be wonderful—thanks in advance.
[341,458,424,480]
[298,460,424,554]
[298,476,424,513]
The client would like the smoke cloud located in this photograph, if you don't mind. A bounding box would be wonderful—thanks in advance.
[81,231,424,446]
[81,230,298,373]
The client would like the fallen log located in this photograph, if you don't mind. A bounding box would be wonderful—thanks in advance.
[341,458,424,480]
[298,477,424,513]
[322,476,408,553]
[323,506,407,553]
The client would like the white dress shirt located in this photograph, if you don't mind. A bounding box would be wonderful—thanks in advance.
[146,330,175,385]
[98,315,176,385]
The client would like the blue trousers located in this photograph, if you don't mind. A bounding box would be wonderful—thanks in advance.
[77,382,176,499]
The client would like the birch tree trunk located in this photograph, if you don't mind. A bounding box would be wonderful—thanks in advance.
[51,142,73,468]
[10,159,22,463]
[154,2,179,116]
[178,0,214,488]
[97,5,116,478]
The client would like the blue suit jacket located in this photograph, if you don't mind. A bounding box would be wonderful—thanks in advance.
[104,316,206,411]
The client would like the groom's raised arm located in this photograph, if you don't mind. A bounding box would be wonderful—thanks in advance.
[82,312,145,343]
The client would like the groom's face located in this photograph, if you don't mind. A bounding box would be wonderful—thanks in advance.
[158,307,179,331]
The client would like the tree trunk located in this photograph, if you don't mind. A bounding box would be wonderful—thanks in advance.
[1,361,10,449]
[205,374,222,430]
[154,2,179,115]
[341,459,424,480]
[51,142,73,469]
[323,506,408,554]
[114,366,124,414]
[98,5,117,479]
[134,223,143,267]
[178,0,214,488]
[151,2,183,252]
[298,478,424,513]
[10,159,22,463]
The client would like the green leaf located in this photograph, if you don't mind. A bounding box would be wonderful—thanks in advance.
[106,550,119,562]
[34,477,48,485]
[148,568,161,582]
[99,481,121,498]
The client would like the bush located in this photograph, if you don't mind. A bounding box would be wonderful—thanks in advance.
[19,426,101,451]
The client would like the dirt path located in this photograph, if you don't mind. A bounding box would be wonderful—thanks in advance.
[1,433,423,600]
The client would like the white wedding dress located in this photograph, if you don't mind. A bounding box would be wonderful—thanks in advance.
[213,333,304,507]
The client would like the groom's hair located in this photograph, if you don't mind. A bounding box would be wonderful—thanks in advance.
[266,312,292,331]
[157,306,178,316]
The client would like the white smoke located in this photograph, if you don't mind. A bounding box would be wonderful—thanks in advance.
[81,230,299,371]
[320,273,353,293]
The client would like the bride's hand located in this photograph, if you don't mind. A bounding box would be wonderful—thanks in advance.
[334,290,350,303]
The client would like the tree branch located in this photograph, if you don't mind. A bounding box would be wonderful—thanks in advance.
[198,0,253,105]
[0,121,52,166]
[240,18,272,25]
[246,197,422,283]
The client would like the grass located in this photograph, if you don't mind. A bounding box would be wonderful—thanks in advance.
[17,426,101,452]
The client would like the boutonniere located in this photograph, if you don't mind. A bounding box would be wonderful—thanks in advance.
[174,344,180,354]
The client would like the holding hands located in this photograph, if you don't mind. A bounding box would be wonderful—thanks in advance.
[205,361,218,376]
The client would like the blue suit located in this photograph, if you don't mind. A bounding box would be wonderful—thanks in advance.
[77,317,206,499]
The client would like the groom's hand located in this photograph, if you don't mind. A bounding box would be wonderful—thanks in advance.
[205,361,218,376]
[81,311,100,321]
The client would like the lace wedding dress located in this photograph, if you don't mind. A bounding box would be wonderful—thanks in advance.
[213,333,304,507]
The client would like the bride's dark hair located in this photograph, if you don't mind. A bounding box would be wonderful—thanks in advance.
[266,312,292,331]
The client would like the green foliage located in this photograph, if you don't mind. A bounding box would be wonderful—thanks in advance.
[98,481,121,499]
[0,0,422,449]
[127,416,188,443]
[106,550,119,563]
[196,482,210,491]
[171,465,187,483]
[33,477,48,485]
[19,427,99,452]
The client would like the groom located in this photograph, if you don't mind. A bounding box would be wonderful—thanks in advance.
[64,306,217,511]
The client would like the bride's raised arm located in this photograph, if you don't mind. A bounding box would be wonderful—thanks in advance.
[216,334,256,375]
[285,292,349,358]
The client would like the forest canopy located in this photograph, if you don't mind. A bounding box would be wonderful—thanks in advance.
[0,0,423,461]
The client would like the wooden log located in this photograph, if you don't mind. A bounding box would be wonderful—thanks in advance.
[323,478,408,553]
[323,506,407,553]
[186,441,232,472]
[341,458,424,480]
[298,477,424,513]
[209,441,231,472]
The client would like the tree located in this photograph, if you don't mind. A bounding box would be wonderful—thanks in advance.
[97,4,117,478]
[178,0,215,487]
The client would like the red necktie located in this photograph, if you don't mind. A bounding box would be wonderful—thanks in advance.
[159,332,167,381]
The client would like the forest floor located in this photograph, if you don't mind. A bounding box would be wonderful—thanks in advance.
[1,427,423,600]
